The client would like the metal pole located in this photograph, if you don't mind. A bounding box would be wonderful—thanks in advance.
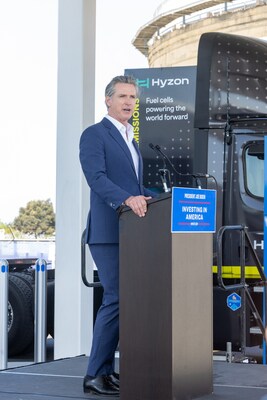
[240,229,247,356]
[226,341,232,363]
[34,259,47,363]
[0,259,9,370]
[263,136,267,364]
[264,283,267,363]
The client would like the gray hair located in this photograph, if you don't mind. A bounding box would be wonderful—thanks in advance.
[105,75,140,98]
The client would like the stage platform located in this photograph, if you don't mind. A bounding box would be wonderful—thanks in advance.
[1,355,267,400]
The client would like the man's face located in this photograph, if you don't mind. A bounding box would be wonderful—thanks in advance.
[106,82,137,126]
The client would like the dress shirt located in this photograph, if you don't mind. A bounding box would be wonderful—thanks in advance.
[105,115,139,179]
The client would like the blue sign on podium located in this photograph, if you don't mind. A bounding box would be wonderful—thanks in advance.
[171,187,216,233]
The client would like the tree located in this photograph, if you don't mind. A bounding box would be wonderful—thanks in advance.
[0,222,17,239]
[12,199,55,238]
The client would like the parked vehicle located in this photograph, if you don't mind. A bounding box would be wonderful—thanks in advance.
[127,31,267,353]
[194,32,266,351]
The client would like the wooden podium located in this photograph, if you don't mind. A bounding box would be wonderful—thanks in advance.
[119,193,213,400]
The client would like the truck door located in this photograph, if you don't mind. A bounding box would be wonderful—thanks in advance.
[223,135,264,277]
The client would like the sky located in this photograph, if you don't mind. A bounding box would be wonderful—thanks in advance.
[0,0,164,224]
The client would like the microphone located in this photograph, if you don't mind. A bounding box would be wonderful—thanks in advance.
[155,144,167,160]
[152,144,181,178]
[149,143,162,159]
[149,143,171,192]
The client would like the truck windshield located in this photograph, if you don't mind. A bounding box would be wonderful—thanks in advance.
[244,142,264,198]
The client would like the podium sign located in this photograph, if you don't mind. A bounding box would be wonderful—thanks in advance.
[171,187,216,233]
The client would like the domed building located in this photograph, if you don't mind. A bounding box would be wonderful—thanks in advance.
[132,0,267,66]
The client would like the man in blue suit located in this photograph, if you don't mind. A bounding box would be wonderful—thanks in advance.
[79,75,156,396]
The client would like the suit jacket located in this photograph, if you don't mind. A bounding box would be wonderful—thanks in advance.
[79,117,155,244]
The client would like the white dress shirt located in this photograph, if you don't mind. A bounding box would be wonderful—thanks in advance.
[105,115,139,179]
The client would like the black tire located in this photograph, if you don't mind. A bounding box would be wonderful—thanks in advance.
[8,275,34,356]
[12,272,34,314]
[12,271,55,339]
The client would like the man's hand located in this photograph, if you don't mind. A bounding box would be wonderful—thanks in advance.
[125,195,152,217]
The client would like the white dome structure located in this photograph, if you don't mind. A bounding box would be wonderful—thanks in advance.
[132,0,267,67]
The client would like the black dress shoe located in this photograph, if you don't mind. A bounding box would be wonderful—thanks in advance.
[83,375,120,396]
[107,372,120,388]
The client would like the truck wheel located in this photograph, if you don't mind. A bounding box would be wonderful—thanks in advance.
[12,272,34,314]
[8,275,34,356]
[13,272,55,339]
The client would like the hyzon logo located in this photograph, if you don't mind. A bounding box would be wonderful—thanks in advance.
[137,77,190,89]
[137,78,150,88]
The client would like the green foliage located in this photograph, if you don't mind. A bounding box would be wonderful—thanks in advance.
[0,222,16,238]
[12,199,55,238]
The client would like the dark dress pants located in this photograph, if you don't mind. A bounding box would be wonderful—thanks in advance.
[86,243,119,377]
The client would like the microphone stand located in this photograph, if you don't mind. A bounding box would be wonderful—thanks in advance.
[149,143,171,193]
[149,142,217,190]
[155,144,208,189]
[159,169,171,193]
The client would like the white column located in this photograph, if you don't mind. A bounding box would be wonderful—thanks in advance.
[54,0,96,359]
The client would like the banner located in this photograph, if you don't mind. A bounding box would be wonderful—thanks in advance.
[125,67,196,192]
